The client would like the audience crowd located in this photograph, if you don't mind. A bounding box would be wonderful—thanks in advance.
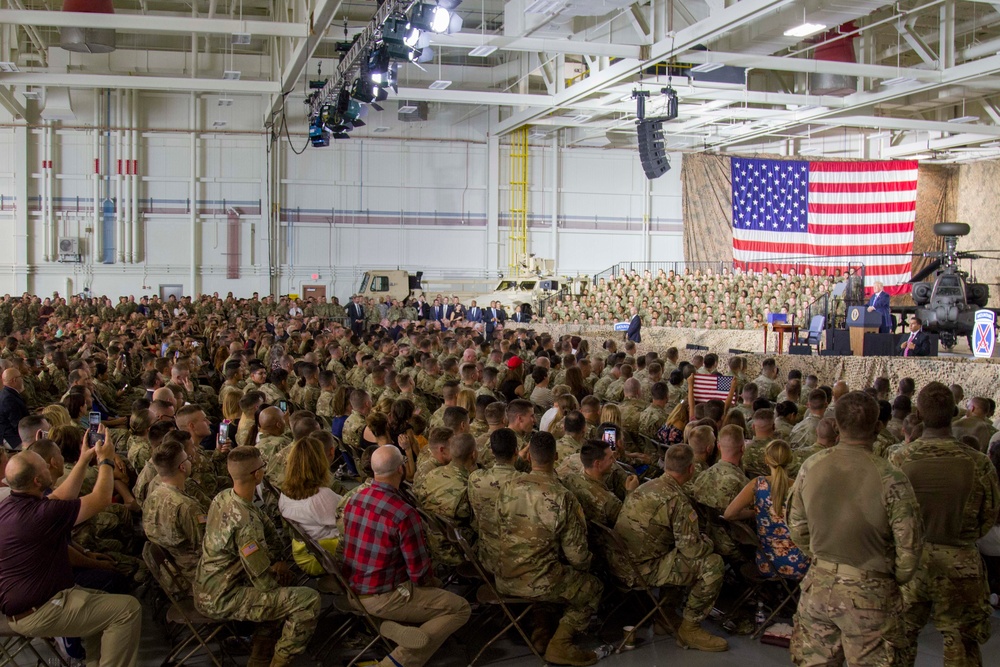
[539,267,839,329]
[0,287,996,667]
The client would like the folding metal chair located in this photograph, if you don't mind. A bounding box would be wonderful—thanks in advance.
[724,518,803,639]
[0,617,69,667]
[445,526,546,666]
[144,542,231,667]
[587,520,683,653]
[283,518,393,667]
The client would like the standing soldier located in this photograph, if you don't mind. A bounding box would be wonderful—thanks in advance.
[194,447,320,667]
[894,382,999,667]
[788,391,924,667]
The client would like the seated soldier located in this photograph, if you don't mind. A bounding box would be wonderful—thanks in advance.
[556,411,587,462]
[743,409,775,478]
[562,438,639,527]
[255,406,292,461]
[468,429,525,575]
[413,433,477,567]
[413,427,453,486]
[789,389,828,449]
[496,431,603,666]
[143,439,205,590]
[194,446,320,667]
[474,402,507,468]
[691,425,750,557]
[614,444,728,652]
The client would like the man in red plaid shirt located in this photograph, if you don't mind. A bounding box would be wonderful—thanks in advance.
[341,445,470,667]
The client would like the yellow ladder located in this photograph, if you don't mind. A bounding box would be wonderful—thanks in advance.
[508,127,529,276]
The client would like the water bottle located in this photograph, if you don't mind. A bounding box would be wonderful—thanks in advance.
[755,601,766,631]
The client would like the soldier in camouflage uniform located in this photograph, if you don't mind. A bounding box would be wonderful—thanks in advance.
[341,390,370,453]
[495,431,603,666]
[562,439,638,527]
[194,447,320,667]
[894,383,1000,667]
[413,433,477,567]
[691,425,750,558]
[255,407,291,461]
[468,429,523,575]
[142,440,206,590]
[743,408,776,479]
[613,443,729,651]
[637,382,671,441]
[788,391,923,667]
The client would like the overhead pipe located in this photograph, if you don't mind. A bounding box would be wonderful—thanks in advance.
[131,88,138,264]
[48,122,55,262]
[115,88,123,263]
[41,121,49,262]
[93,92,100,261]
[122,88,131,264]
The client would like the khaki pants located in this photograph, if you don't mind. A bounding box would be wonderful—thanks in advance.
[10,587,141,667]
[360,583,470,667]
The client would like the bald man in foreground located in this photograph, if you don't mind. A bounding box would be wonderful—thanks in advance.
[341,445,471,667]
[0,430,142,667]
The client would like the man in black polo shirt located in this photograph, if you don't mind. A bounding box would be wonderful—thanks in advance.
[0,428,141,667]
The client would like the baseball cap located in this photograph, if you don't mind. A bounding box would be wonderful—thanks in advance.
[506,356,523,369]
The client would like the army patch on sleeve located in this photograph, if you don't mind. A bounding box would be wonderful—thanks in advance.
[240,542,259,557]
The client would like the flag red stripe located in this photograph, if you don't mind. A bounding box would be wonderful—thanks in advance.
[809,222,913,235]
[809,181,917,193]
[808,201,916,214]
[808,160,919,172]
[732,259,911,278]
[733,238,914,257]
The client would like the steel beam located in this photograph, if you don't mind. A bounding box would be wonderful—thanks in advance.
[0,85,27,119]
[493,0,797,135]
[426,32,642,59]
[0,9,307,38]
[816,115,1000,137]
[681,50,944,81]
[0,72,281,93]
[266,0,342,120]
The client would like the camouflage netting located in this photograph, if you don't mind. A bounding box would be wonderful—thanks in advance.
[527,324,1000,402]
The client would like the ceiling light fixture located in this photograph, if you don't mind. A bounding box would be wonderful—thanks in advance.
[469,44,497,57]
[690,62,725,73]
[429,80,452,89]
[212,120,228,128]
[223,70,241,80]
[948,115,979,124]
[373,126,391,133]
[570,114,592,123]
[0,62,19,72]
[783,22,827,38]
[218,98,234,107]
[231,33,251,45]
[881,76,915,87]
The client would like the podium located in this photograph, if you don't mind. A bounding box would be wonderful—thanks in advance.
[847,306,881,357]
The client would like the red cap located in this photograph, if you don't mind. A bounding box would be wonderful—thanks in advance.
[506,356,523,369]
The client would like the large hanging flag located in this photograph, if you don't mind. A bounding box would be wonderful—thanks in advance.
[731,158,917,295]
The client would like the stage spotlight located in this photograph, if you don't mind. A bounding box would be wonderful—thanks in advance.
[410,3,451,33]
[382,15,420,47]
[309,121,330,147]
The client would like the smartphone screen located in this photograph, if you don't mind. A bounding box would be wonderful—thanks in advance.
[278,400,288,413]
[219,422,230,443]
[88,411,101,431]
[602,428,617,449]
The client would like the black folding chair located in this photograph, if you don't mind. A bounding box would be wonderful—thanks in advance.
[724,518,803,639]
[144,542,233,667]
[0,618,69,667]
[445,525,546,666]
[283,518,393,666]
[587,520,683,652]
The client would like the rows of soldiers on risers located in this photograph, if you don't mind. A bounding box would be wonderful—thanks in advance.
[0,290,998,667]
[540,266,838,329]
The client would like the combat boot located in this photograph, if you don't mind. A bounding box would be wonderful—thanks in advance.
[543,623,598,666]
[653,608,684,636]
[676,620,729,652]
[268,653,294,667]
[247,635,277,667]
[530,625,553,654]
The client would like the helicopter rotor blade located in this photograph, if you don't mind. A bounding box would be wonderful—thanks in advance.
[909,259,942,283]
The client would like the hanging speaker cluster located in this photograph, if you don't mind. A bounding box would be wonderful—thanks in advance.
[637,119,670,180]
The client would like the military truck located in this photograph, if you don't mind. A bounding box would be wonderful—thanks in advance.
[355,270,423,304]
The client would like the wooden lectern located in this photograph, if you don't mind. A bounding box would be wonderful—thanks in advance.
[846,305,882,357]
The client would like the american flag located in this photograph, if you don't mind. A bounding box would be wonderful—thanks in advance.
[691,373,733,403]
[731,158,918,295]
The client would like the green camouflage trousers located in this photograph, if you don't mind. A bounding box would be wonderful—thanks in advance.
[900,543,992,667]
[506,567,603,632]
[647,551,724,623]
[201,586,320,658]
[791,565,903,667]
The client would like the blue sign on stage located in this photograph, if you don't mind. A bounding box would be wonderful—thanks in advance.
[973,310,996,359]
[613,322,629,332]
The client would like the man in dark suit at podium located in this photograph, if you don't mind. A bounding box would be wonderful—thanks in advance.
[866,281,892,333]
[625,306,641,343]
[899,317,931,357]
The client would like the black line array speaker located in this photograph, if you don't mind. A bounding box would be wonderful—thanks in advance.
[789,344,813,356]
[637,119,670,180]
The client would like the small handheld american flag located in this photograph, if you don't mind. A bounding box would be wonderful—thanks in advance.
[691,374,734,403]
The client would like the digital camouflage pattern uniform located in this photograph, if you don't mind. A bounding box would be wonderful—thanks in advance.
[413,462,474,567]
[788,444,923,667]
[561,472,622,527]
[690,460,750,557]
[142,483,206,589]
[613,474,724,623]
[495,470,602,631]
[467,462,523,575]
[194,488,320,660]
[895,436,1000,667]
